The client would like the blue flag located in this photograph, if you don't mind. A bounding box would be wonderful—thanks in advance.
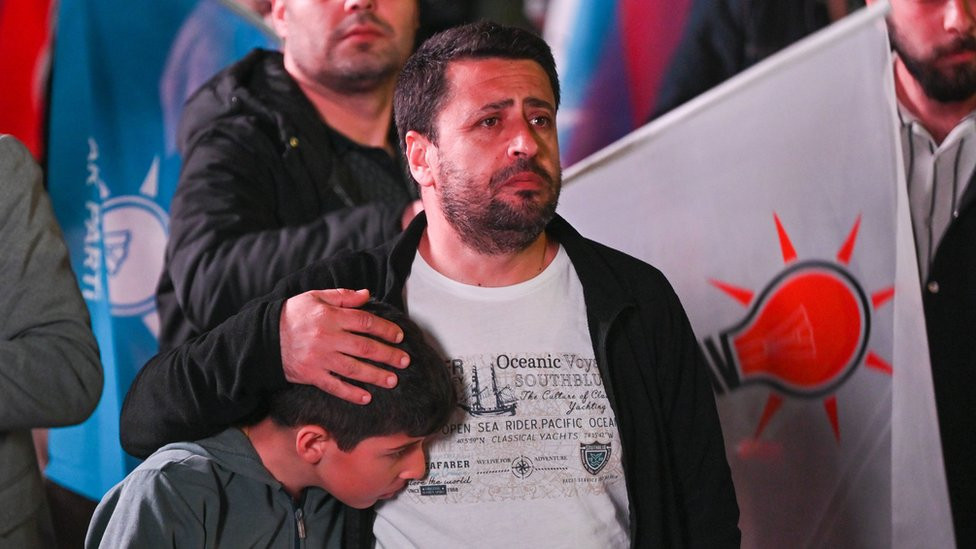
[46,0,275,500]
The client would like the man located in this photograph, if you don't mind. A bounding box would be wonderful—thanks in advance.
[122,22,740,547]
[864,0,976,544]
[156,0,423,364]
[0,135,102,547]
[88,302,454,547]
[654,0,858,118]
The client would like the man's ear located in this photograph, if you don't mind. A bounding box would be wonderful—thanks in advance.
[270,0,288,39]
[405,130,436,188]
[295,425,331,464]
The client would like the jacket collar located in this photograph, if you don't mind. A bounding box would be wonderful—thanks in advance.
[380,211,637,321]
[380,212,426,306]
[546,214,637,321]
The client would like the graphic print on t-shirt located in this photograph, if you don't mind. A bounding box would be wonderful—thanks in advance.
[375,246,630,547]
[404,349,624,504]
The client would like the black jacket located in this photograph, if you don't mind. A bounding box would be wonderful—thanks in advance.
[653,0,836,118]
[124,213,740,548]
[156,49,417,349]
[925,169,976,548]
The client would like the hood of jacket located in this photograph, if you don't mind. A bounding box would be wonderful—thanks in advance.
[151,427,281,489]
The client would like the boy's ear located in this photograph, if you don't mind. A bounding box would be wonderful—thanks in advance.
[295,426,331,464]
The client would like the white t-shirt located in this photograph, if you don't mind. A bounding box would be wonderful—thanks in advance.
[373,246,631,548]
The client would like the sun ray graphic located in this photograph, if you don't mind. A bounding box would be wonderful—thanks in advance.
[710,213,893,443]
[99,154,167,337]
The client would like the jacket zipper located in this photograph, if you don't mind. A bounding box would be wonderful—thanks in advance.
[294,505,306,549]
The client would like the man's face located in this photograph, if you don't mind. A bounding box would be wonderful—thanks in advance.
[423,58,561,255]
[887,0,976,102]
[317,432,427,509]
[274,0,418,93]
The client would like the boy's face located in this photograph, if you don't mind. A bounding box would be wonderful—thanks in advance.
[318,432,428,508]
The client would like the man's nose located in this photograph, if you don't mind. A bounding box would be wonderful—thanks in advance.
[345,0,375,12]
[945,0,976,34]
[507,120,540,159]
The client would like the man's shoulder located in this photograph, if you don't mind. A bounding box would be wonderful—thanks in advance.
[178,49,289,147]
[0,135,38,197]
[555,218,668,282]
[195,48,283,100]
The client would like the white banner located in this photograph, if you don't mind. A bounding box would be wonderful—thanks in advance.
[558,3,953,547]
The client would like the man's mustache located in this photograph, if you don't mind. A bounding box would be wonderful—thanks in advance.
[489,158,557,191]
[934,35,976,60]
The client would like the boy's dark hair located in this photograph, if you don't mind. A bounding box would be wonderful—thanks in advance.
[394,20,560,148]
[267,301,456,451]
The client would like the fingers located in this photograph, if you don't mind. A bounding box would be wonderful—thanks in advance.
[309,289,406,348]
[309,288,371,308]
[327,352,400,390]
[311,371,374,405]
[279,289,412,406]
[298,353,400,405]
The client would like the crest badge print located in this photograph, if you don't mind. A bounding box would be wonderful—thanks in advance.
[580,442,611,475]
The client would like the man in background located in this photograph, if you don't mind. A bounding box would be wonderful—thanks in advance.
[0,135,102,548]
[156,0,422,401]
[864,0,976,544]
[654,0,859,118]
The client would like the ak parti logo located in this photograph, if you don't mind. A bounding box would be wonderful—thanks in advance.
[704,214,894,442]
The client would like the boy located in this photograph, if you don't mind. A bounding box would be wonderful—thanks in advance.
[86,301,456,547]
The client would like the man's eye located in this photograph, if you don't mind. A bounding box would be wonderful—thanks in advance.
[531,115,552,127]
[479,117,500,128]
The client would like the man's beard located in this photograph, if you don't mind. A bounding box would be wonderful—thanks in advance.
[890,22,976,103]
[438,157,561,255]
[318,13,402,94]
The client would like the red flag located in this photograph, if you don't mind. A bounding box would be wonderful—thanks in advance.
[0,0,54,161]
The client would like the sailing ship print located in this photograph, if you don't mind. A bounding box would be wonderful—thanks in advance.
[461,362,517,417]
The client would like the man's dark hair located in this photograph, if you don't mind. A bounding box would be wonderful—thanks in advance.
[267,301,456,451]
[394,20,560,148]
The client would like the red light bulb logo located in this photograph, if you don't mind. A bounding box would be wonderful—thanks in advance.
[705,214,894,442]
[722,262,868,397]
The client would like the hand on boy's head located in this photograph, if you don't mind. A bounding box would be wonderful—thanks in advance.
[279,288,410,405]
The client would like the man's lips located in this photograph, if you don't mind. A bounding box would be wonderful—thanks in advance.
[498,172,546,191]
[932,37,976,64]
[342,24,386,40]
[938,49,976,64]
